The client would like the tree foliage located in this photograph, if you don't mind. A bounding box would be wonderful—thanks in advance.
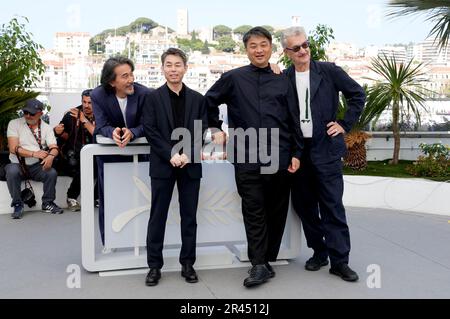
[365,54,432,164]
[233,25,253,35]
[216,36,237,53]
[213,25,232,39]
[89,17,167,53]
[261,25,275,33]
[0,17,45,89]
[0,17,42,150]
[388,0,450,51]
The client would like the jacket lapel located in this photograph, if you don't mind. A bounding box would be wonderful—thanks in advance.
[125,91,137,128]
[108,94,126,127]
[184,86,193,128]
[159,85,175,130]
[309,61,322,102]
[287,66,299,103]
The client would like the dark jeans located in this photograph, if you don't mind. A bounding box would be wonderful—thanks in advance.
[291,139,351,267]
[234,167,290,266]
[5,162,57,206]
[60,159,98,200]
[147,169,200,269]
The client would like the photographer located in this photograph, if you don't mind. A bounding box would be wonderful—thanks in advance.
[5,99,63,219]
[54,89,96,211]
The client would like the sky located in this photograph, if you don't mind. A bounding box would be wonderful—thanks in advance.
[1,0,436,49]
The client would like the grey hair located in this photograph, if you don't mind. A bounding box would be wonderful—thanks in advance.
[281,27,308,49]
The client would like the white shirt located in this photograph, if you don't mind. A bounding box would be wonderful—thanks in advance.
[7,117,57,165]
[116,96,128,127]
[295,70,313,138]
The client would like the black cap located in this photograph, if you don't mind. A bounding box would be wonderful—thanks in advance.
[22,99,44,115]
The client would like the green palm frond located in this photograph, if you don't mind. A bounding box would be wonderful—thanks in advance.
[365,53,433,127]
[388,0,450,50]
[0,62,39,116]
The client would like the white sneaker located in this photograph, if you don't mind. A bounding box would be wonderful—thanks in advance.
[67,198,81,212]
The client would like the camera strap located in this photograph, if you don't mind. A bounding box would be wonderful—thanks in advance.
[14,146,35,194]
[28,120,43,150]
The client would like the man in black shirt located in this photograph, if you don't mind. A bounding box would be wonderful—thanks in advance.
[205,27,303,287]
[142,48,207,286]
[54,89,95,211]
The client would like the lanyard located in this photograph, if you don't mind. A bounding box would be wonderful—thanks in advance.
[28,120,43,150]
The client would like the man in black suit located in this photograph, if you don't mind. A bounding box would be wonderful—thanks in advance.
[142,48,207,286]
[91,56,152,251]
[282,27,365,282]
[205,27,303,288]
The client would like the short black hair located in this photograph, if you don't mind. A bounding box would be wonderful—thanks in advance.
[161,48,188,66]
[100,56,135,91]
[81,89,92,97]
[243,26,272,48]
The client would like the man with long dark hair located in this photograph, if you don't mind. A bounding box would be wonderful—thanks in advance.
[91,56,152,251]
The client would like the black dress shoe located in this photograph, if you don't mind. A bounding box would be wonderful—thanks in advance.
[265,263,275,278]
[243,264,271,288]
[329,263,359,282]
[145,268,161,286]
[181,264,198,283]
[305,253,329,271]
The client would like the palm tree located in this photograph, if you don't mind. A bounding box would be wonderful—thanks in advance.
[366,54,431,165]
[338,85,375,170]
[388,0,450,51]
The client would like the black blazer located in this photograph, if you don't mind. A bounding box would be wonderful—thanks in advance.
[285,61,365,164]
[91,82,152,140]
[142,84,208,179]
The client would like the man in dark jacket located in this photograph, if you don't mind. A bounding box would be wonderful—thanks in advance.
[142,48,207,287]
[282,26,365,282]
[54,89,95,211]
[91,56,152,251]
[205,27,303,288]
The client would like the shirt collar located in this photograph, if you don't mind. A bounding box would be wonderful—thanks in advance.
[248,63,272,73]
[166,83,186,98]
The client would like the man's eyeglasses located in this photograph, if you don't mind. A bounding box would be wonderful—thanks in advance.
[285,40,310,53]
[23,111,37,116]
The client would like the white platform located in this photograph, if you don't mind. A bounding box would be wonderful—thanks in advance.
[343,175,450,216]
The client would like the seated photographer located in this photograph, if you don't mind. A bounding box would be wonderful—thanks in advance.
[5,99,63,219]
[54,89,96,211]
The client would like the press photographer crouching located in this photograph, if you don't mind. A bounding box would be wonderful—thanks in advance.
[5,99,63,219]
[54,89,96,211]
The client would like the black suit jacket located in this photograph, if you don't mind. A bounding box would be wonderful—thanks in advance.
[142,84,207,179]
[285,61,365,164]
[91,82,152,140]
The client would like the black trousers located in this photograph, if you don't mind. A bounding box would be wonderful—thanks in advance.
[234,167,290,266]
[291,139,351,267]
[146,169,200,269]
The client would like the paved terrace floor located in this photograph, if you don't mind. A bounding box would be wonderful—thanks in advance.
[0,207,449,299]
